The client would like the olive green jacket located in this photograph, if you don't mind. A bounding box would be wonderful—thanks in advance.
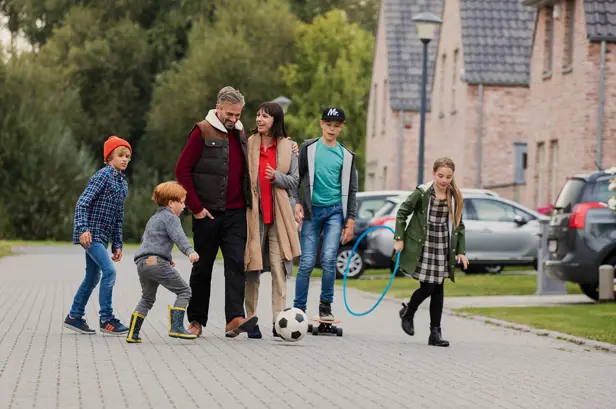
[392,181,466,282]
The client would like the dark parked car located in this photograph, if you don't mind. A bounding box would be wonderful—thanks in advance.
[545,170,616,300]
[297,190,408,279]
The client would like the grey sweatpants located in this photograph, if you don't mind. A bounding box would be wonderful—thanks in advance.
[135,256,192,316]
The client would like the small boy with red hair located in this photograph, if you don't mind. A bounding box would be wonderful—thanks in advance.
[126,181,200,343]
[64,136,132,335]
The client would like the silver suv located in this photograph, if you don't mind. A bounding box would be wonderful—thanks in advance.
[364,191,547,273]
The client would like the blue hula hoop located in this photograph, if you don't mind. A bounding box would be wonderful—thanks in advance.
[342,225,401,317]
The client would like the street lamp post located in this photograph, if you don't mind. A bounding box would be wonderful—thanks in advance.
[273,96,292,113]
[412,12,441,185]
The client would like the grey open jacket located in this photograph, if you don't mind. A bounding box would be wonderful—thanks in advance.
[293,138,358,221]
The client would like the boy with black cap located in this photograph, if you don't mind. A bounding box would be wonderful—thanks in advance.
[292,107,358,321]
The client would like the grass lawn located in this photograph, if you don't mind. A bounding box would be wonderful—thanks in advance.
[339,274,582,298]
[0,242,12,259]
[456,304,616,345]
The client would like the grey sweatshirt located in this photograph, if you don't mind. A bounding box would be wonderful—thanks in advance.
[134,207,195,263]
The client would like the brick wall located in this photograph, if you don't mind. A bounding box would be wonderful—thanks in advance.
[524,1,616,208]
[425,0,530,204]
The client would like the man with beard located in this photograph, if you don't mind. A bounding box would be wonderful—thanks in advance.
[175,86,258,337]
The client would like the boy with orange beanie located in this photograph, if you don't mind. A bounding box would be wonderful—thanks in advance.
[64,136,132,335]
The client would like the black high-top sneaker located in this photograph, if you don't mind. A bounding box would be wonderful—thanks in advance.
[399,302,416,336]
[428,327,450,347]
[318,302,334,322]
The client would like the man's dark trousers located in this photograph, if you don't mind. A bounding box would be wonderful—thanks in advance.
[187,208,247,326]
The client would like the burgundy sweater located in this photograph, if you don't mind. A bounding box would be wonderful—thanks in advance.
[175,126,245,214]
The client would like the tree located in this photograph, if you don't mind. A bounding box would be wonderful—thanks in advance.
[0,52,95,240]
[280,9,374,188]
[290,0,379,34]
[143,0,297,177]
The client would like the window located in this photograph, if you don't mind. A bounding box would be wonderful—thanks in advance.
[543,6,554,77]
[439,53,446,117]
[382,79,388,133]
[549,140,559,203]
[371,83,377,138]
[357,198,389,220]
[468,199,517,223]
[451,49,459,113]
[536,142,546,206]
[469,199,533,223]
[513,142,528,184]
[563,0,575,70]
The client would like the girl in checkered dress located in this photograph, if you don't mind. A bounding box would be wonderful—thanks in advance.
[392,158,469,347]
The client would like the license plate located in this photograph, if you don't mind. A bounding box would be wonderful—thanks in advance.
[549,240,558,252]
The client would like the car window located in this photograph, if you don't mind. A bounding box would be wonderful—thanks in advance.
[553,178,585,211]
[468,199,519,222]
[587,177,612,204]
[373,200,400,218]
[357,198,388,220]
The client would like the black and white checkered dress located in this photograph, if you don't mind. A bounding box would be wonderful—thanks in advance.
[412,192,450,284]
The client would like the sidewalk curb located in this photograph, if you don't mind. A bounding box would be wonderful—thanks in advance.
[448,309,616,354]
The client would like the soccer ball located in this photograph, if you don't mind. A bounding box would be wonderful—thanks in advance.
[275,307,308,342]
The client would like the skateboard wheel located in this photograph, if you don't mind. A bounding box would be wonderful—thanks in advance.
[307,324,313,332]
[336,327,343,337]
[312,326,319,336]
[331,325,337,332]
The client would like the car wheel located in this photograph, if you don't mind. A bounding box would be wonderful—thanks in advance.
[579,284,599,301]
[336,246,364,279]
[579,254,616,301]
[465,265,503,274]
[483,265,504,274]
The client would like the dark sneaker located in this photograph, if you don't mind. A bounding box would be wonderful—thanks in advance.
[100,317,129,335]
[319,302,334,322]
[247,324,262,339]
[63,314,96,335]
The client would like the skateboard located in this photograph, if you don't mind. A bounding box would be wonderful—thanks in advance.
[307,316,343,337]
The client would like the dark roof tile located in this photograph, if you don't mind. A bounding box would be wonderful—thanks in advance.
[460,0,535,85]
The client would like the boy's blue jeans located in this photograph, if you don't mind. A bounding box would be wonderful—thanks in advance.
[69,242,117,321]
[293,203,344,311]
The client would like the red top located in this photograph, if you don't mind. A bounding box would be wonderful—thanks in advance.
[175,124,245,214]
[258,139,277,224]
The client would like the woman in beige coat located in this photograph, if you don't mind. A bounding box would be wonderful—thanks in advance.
[244,101,301,339]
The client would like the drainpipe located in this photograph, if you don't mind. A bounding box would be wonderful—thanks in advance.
[476,83,484,188]
[397,109,404,189]
[597,40,606,170]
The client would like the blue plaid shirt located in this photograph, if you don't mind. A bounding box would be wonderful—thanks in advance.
[73,165,128,251]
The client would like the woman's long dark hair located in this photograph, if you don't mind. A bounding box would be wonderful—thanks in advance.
[251,101,288,138]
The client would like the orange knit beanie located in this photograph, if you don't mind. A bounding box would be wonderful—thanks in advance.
[104,136,132,161]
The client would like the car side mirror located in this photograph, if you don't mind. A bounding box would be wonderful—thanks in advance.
[514,215,528,226]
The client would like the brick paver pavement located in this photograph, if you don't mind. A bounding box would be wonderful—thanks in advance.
[1,246,615,409]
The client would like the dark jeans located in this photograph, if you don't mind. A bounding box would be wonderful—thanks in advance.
[187,208,247,325]
[407,282,444,328]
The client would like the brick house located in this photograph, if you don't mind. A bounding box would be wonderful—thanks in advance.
[365,0,443,192]
[365,0,536,202]
[521,0,616,209]
[425,0,535,203]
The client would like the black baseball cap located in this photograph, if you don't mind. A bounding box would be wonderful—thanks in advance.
[321,107,345,122]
